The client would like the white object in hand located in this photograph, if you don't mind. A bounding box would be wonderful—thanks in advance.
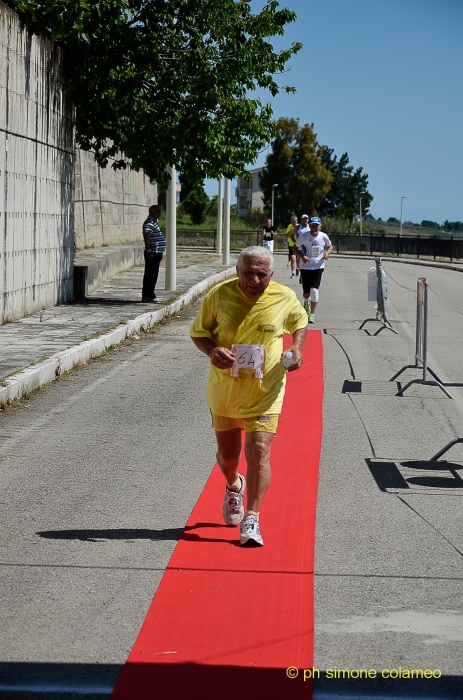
[282,350,296,369]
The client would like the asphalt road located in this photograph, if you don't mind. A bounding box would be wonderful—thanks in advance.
[0,299,215,698]
[310,256,463,699]
[0,254,462,699]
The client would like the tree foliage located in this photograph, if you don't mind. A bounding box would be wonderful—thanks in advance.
[179,174,209,225]
[259,117,333,226]
[318,147,372,221]
[421,220,440,229]
[443,220,463,232]
[245,206,269,229]
[7,0,302,185]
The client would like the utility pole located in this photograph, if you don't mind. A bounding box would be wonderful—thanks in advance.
[165,164,176,290]
[359,191,366,236]
[271,183,278,225]
[216,177,223,255]
[400,196,407,237]
[223,178,231,266]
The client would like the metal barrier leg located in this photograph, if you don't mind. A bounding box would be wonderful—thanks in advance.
[390,364,419,382]
[430,438,463,461]
[373,321,399,335]
[395,378,453,399]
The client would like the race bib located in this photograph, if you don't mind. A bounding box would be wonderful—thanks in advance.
[230,344,265,378]
[310,245,321,258]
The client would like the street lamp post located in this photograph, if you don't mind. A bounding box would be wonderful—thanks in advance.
[359,190,366,236]
[400,196,407,237]
[271,184,278,225]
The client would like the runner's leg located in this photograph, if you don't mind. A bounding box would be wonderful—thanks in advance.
[215,428,242,490]
[244,431,274,512]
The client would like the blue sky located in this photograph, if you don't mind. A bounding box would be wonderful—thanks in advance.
[205,0,463,224]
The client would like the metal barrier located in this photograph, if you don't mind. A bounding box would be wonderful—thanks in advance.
[430,438,463,461]
[359,258,398,335]
[390,277,453,398]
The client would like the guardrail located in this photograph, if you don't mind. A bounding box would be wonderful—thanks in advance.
[175,230,463,261]
[332,232,463,261]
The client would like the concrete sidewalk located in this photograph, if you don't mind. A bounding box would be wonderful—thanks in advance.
[0,249,237,405]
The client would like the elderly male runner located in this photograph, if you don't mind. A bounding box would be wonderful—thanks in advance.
[190,246,307,547]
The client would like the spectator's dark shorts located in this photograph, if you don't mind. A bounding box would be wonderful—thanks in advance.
[300,268,324,294]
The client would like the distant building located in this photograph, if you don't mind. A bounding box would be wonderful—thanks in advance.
[403,220,414,226]
[236,167,265,218]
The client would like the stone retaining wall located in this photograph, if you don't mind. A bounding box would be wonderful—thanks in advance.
[74,149,157,251]
[0,2,158,322]
[0,1,74,322]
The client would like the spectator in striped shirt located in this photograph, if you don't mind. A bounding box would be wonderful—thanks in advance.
[142,204,166,303]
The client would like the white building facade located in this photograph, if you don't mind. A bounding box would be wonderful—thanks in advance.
[236,166,265,218]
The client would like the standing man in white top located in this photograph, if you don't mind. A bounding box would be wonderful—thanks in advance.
[293,215,333,324]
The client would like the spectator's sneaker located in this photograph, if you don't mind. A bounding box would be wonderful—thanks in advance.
[309,313,316,324]
[141,296,155,302]
[223,474,246,526]
[240,515,264,547]
[303,301,310,314]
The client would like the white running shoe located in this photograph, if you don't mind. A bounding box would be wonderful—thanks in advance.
[223,474,246,526]
[240,515,264,547]
[291,272,296,278]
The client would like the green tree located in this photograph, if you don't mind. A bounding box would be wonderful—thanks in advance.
[259,117,333,226]
[8,0,302,186]
[318,147,372,221]
[179,174,209,225]
[421,220,440,229]
[245,207,268,229]
[443,220,463,232]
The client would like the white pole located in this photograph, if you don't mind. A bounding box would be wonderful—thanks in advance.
[359,190,365,236]
[400,196,406,237]
[216,177,223,255]
[359,196,363,236]
[165,164,176,290]
[271,183,278,225]
[223,178,231,266]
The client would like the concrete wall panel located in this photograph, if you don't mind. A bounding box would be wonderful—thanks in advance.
[74,150,157,251]
[0,1,74,323]
[1,2,158,321]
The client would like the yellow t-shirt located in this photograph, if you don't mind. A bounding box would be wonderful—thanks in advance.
[286,223,296,246]
[189,278,308,417]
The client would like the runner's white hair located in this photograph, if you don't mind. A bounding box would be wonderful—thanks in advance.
[237,246,274,272]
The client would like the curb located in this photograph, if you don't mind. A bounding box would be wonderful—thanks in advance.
[0,266,236,407]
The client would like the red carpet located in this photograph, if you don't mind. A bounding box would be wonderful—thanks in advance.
[111,331,324,700]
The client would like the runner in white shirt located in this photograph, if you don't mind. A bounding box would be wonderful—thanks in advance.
[293,215,333,323]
